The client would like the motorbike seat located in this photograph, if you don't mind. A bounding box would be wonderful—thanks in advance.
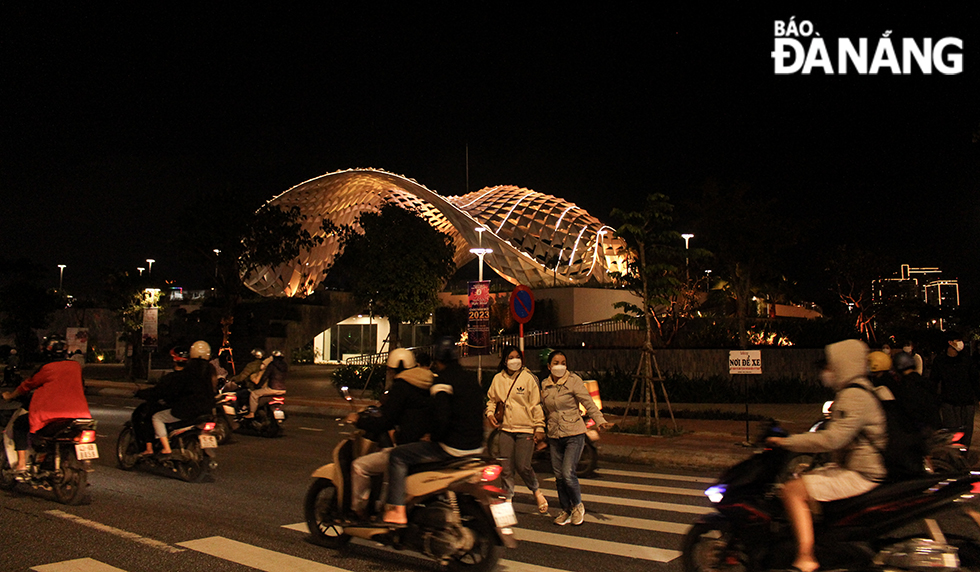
[34,418,94,439]
[821,474,954,518]
[165,414,213,432]
[407,455,484,475]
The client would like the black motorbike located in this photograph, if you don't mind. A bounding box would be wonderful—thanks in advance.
[215,379,286,438]
[681,423,980,572]
[1,411,97,505]
[116,413,218,483]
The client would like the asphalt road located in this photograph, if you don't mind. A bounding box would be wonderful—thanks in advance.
[1,395,718,572]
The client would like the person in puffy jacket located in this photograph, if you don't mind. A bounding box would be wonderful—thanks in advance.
[540,350,610,526]
[242,351,287,423]
[485,345,547,511]
[766,339,890,572]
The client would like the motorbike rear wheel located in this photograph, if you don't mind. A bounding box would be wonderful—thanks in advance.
[175,438,207,483]
[212,412,233,445]
[681,519,750,572]
[256,408,282,438]
[448,500,501,572]
[305,478,351,548]
[116,424,140,470]
[0,449,16,490]
[53,449,88,505]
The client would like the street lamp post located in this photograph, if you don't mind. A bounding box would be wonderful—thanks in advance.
[213,249,221,278]
[681,233,694,281]
[137,267,145,276]
[146,258,155,276]
[57,265,66,291]
[469,227,493,387]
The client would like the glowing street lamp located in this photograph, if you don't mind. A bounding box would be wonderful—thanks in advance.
[469,227,493,281]
[57,264,66,291]
[137,267,145,276]
[213,249,221,278]
[146,258,155,275]
[681,234,694,280]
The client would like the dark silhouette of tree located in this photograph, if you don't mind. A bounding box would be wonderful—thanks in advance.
[324,202,457,350]
[0,259,63,357]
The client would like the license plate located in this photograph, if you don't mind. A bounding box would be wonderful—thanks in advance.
[75,443,99,460]
[198,434,218,449]
[273,409,285,420]
[490,501,517,527]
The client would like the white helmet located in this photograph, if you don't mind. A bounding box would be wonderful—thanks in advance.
[190,340,211,360]
[251,348,265,359]
[387,348,416,370]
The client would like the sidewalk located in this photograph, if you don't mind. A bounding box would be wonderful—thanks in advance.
[83,377,823,473]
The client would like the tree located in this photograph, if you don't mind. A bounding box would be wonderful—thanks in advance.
[824,245,893,343]
[0,259,63,357]
[691,180,797,349]
[325,202,457,350]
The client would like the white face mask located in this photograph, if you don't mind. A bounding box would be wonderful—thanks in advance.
[550,364,567,378]
[506,358,522,372]
[819,369,836,388]
[952,341,965,352]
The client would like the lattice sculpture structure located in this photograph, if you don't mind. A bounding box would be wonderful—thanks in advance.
[243,168,629,297]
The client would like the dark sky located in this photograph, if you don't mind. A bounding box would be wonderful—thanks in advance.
[2,4,978,302]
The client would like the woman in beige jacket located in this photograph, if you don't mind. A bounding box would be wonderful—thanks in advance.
[485,345,548,512]
[540,350,610,526]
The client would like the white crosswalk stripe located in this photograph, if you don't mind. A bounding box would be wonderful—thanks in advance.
[32,559,128,572]
[540,476,707,497]
[178,536,349,572]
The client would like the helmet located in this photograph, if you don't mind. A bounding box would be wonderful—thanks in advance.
[270,350,283,358]
[170,346,190,363]
[42,334,69,360]
[251,348,265,359]
[387,348,416,370]
[892,352,916,373]
[190,340,211,360]
[432,337,458,363]
[867,351,892,373]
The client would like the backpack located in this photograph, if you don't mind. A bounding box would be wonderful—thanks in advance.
[845,383,927,482]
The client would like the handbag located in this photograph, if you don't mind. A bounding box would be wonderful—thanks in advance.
[493,373,520,425]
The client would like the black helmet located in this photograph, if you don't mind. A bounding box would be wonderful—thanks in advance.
[892,352,916,373]
[432,337,458,363]
[43,334,69,360]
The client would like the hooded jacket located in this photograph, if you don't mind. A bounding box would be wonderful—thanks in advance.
[485,368,545,433]
[781,339,888,482]
[356,366,434,445]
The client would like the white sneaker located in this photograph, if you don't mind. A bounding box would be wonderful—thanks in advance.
[553,510,571,525]
[571,503,585,525]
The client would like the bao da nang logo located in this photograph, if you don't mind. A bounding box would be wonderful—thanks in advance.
[772,17,963,75]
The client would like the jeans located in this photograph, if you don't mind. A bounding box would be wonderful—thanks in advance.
[386,441,452,507]
[498,431,539,499]
[549,433,586,510]
[351,448,391,514]
[151,409,180,441]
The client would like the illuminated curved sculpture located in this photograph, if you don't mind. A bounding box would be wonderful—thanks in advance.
[243,168,629,297]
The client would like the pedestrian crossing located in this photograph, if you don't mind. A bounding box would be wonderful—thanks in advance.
[31,466,713,572]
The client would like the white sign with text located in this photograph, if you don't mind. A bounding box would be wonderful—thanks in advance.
[729,350,762,375]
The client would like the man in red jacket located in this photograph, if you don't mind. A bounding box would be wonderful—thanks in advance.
[2,334,91,476]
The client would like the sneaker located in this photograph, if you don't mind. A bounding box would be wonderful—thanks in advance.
[571,503,585,525]
[553,510,571,526]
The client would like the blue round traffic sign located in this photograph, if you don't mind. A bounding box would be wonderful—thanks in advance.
[509,285,535,324]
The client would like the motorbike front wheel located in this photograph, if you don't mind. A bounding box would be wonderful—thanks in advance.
[681,519,751,572]
[53,449,88,505]
[305,478,351,548]
[448,499,501,572]
[116,424,140,470]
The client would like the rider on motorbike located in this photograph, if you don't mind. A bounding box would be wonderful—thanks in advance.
[133,346,190,455]
[241,350,286,426]
[344,348,434,521]
[230,348,265,388]
[134,340,215,457]
[766,339,891,572]
[1,334,91,479]
[382,338,485,525]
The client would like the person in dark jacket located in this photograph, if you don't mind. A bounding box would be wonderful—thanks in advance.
[136,340,215,457]
[930,331,980,448]
[346,348,433,519]
[133,346,190,455]
[382,338,485,525]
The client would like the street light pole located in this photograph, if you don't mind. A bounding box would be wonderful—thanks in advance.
[213,249,221,279]
[469,227,493,387]
[681,234,694,281]
[57,265,66,291]
[146,258,155,276]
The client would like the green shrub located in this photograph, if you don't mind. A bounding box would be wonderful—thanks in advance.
[330,363,387,400]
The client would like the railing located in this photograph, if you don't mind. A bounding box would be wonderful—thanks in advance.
[343,319,640,365]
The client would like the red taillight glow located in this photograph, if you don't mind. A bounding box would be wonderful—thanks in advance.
[203,422,216,432]
[952,432,965,444]
[585,418,596,428]
[270,397,285,404]
[77,430,97,444]
[971,481,980,494]
[482,465,503,482]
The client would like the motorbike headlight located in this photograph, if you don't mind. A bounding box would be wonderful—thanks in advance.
[705,485,727,503]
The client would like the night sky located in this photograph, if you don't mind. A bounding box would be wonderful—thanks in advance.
[2,4,978,303]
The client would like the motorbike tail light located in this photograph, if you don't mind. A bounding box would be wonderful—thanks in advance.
[202,422,216,432]
[972,482,980,494]
[270,397,285,404]
[952,432,965,444]
[481,465,503,482]
[77,430,97,444]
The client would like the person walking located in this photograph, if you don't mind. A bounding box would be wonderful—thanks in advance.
[485,345,548,512]
[930,331,980,448]
[540,350,610,526]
